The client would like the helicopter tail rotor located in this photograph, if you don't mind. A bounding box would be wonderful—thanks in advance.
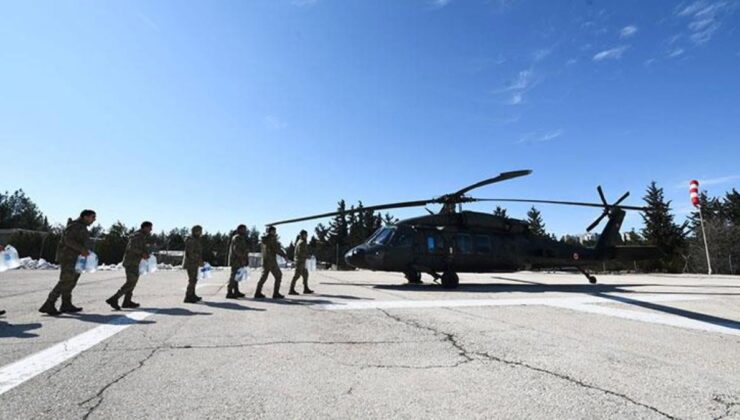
[586,186,630,232]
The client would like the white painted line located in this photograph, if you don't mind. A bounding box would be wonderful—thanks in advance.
[317,294,701,311]
[549,302,740,337]
[0,310,156,396]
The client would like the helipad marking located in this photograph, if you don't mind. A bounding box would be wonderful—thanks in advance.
[549,301,740,337]
[318,294,740,337]
[0,310,156,396]
[316,294,701,311]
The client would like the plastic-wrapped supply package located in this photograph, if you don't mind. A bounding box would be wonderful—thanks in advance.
[235,266,250,282]
[198,262,213,281]
[74,252,99,273]
[0,245,22,272]
[139,255,158,276]
[307,256,317,272]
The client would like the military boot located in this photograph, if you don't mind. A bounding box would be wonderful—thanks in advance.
[39,298,61,316]
[233,283,246,298]
[273,292,285,299]
[303,287,314,294]
[122,293,140,309]
[226,283,237,299]
[184,294,199,304]
[106,295,122,311]
[60,297,83,313]
[0,309,6,316]
[289,278,299,295]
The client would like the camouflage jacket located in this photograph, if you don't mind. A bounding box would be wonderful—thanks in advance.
[59,218,91,265]
[261,234,285,263]
[229,234,249,268]
[294,238,309,264]
[123,230,150,268]
[184,236,203,269]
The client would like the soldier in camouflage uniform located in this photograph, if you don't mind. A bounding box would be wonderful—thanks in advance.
[183,225,204,303]
[106,221,153,310]
[39,210,96,315]
[254,226,287,299]
[226,224,249,299]
[289,230,314,295]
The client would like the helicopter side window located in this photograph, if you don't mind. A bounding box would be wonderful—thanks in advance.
[455,234,473,255]
[426,233,445,254]
[474,235,492,254]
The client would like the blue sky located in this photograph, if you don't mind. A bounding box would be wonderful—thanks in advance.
[1,0,739,241]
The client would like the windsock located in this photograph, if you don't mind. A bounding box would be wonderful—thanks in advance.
[689,180,700,208]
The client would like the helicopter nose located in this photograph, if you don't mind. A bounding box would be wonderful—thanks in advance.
[344,247,367,268]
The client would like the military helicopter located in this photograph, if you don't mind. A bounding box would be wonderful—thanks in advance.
[269,170,659,289]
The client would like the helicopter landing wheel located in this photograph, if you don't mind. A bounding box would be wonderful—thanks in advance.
[588,275,597,284]
[441,271,459,289]
[404,271,422,284]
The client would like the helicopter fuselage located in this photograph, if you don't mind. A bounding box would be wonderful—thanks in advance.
[344,211,598,274]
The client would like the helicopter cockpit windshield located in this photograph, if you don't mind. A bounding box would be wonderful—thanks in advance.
[368,227,395,246]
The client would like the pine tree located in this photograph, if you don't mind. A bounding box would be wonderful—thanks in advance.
[641,182,687,272]
[526,206,546,237]
[493,206,508,218]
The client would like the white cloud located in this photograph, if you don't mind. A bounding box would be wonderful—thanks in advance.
[493,69,540,105]
[532,48,552,62]
[675,1,735,45]
[620,25,638,38]
[264,115,287,130]
[593,45,629,61]
[667,47,685,58]
[517,129,564,144]
[431,0,452,8]
[674,175,740,189]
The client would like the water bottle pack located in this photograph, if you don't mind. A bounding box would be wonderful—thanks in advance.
[307,256,317,272]
[235,266,250,282]
[198,262,213,281]
[138,255,158,276]
[0,245,21,272]
[75,252,99,273]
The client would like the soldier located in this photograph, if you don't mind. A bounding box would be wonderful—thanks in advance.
[39,210,96,315]
[105,221,153,310]
[183,225,204,303]
[254,226,287,299]
[289,230,314,295]
[226,224,249,299]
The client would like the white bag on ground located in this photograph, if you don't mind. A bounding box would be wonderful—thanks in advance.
[235,266,250,282]
[75,252,99,273]
[307,256,317,272]
[0,245,21,272]
[198,262,213,281]
[139,255,158,276]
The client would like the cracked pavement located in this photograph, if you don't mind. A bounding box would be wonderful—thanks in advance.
[1,269,739,419]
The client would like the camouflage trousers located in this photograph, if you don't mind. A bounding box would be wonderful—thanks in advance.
[113,266,140,300]
[48,265,81,303]
[290,262,309,290]
[186,267,199,297]
[256,262,282,295]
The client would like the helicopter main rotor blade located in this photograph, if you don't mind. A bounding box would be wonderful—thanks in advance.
[473,198,647,211]
[268,199,433,226]
[586,213,608,232]
[452,170,532,197]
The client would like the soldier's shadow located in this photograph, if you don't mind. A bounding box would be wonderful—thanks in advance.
[62,313,157,326]
[140,307,213,317]
[0,321,42,338]
[201,301,265,312]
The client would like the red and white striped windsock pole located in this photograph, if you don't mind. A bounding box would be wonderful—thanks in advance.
[690,180,712,275]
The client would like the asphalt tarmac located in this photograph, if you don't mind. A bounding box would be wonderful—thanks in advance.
[1,269,739,419]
